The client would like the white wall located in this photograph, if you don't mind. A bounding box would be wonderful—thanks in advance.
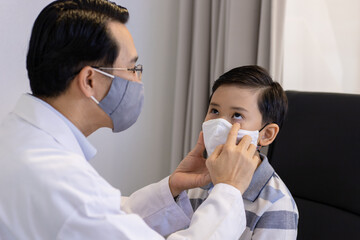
[0,0,179,196]
[282,0,360,93]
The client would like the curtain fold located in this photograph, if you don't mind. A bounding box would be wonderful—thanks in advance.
[183,1,212,159]
[257,0,271,71]
[210,0,226,91]
[257,0,287,83]
[170,0,286,171]
[170,0,194,171]
[269,0,287,84]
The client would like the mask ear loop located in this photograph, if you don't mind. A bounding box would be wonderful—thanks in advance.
[90,96,99,104]
[259,122,270,132]
[257,122,271,151]
[90,67,115,105]
[92,67,115,79]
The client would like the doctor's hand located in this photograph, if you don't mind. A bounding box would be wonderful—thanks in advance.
[206,123,260,194]
[169,132,210,197]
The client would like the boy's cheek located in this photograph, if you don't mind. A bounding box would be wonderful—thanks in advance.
[204,114,213,122]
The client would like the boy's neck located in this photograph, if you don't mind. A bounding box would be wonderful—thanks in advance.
[255,151,262,169]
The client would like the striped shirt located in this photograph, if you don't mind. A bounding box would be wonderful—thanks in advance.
[188,154,299,239]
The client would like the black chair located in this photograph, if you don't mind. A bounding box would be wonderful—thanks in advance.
[267,91,360,239]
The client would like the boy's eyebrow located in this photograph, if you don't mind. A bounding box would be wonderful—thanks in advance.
[210,103,248,112]
[230,106,248,112]
[209,103,220,107]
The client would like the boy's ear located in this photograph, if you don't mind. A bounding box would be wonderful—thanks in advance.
[258,123,280,147]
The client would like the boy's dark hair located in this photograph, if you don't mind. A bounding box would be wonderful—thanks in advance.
[211,65,288,128]
[26,0,129,98]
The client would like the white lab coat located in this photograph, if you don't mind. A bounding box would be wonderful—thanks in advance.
[0,94,246,239]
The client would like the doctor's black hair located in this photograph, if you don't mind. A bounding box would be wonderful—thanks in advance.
[210,65,288,128]
[27,0,129,97]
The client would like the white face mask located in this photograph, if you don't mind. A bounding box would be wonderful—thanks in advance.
[202,118,259,156]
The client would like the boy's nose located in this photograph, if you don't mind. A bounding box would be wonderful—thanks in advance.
[219,117,242,128]
[219,117,232,125]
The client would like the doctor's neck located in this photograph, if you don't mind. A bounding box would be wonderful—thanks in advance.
[38,92,113,137]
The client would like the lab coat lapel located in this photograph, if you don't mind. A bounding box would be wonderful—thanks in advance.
[12,94,85,158]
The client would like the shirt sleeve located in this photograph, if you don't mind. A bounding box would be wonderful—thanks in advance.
[250,196,299,240]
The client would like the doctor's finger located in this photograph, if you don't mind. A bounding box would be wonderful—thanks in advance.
[225,123,240,147]
[212,144,223,158]
[207,144,223,162]
[191,131,206,155]
[206,144,223,173]
[237,135,252,150]
[247,142,257,156]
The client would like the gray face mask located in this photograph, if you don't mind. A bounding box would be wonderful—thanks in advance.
[91,68,144,132]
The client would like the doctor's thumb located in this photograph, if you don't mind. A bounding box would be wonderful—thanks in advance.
[192,131,205,155]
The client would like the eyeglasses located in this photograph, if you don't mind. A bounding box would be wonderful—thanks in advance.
[92,64,143,80]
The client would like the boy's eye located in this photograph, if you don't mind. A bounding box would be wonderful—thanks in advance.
[233,112,243,120]
[210,108,219,115]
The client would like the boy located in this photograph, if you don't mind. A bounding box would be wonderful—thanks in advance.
[188,65,299,239]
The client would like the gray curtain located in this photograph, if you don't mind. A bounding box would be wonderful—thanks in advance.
[170,0,286,171]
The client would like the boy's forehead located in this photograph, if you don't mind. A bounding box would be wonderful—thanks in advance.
[208,85,264,125]
[211,85,262,110]
[212,85,261,101]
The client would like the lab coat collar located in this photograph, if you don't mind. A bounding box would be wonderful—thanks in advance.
[242,154,275,202]
[12,94,90,160]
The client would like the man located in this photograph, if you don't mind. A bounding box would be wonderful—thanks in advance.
[0,1,260,239]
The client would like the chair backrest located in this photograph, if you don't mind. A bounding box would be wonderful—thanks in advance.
[267,91,360,240]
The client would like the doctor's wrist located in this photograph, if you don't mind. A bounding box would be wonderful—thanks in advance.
[168,175,182,197]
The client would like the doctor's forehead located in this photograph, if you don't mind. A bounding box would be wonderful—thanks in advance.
[107,21,138,66]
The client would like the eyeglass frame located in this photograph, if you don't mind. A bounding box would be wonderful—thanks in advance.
[91,64,143,79]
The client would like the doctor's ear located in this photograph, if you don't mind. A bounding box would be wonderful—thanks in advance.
[258,123,280,147]
[76,66,98,98]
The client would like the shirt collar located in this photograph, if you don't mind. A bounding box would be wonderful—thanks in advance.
[203,153,275,201]
[242,153,275,202]
[32,96,97,161]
